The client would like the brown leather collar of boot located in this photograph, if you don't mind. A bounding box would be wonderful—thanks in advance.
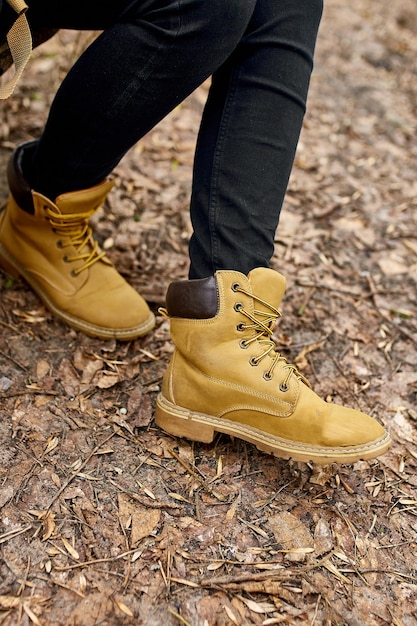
[165,276,219,319]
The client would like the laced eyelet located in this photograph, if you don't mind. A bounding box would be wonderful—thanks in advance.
[63,255,69,263]
[56,240,63,248]
[236,322,245,332]
[239,339,249,349]
[234,302,243,312]
[279,383,289,392]
[231,282,240,292]
[263,372,273,381]
[249,357,259,366]
[70,269,78,277]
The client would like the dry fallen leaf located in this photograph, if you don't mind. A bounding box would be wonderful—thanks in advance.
[118,493,161,546]
[61,537,80,560]
[237,595,276,615]
[41,511,56,542]
[36,359,50,380]
[43,436,59,455]
[223,604,239,625]
[0,595,20,609]
[12,309,47,323]
[267,512,314,562]
[94,371,120,389]
[23,603,42,626]
[114,597,134,618]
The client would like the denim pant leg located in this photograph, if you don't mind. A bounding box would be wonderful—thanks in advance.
[188,0,323,278]
[27,0,257,198]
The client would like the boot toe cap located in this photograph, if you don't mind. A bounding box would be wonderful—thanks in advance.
[319,403,387,448]
[63,282,155,339]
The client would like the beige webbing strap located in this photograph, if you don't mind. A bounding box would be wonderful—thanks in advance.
[0,0,32,99]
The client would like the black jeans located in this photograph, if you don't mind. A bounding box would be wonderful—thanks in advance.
[27,0,323,278]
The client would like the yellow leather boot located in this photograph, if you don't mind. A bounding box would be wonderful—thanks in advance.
[156,268,391,464]
[0,142,155,340]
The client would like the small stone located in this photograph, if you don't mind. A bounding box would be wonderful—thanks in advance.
[0,376,12,391]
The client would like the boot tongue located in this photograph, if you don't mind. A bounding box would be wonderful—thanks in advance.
[54,179,114,215]
[246,267,286,311]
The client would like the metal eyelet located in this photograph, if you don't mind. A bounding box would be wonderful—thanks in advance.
[236,322,245,332]
[263,372,273,381]
[234,302,243,312]
[70,269,78,277]
[56,240,63,248]
[249,357,259,366]
[231,282,240,292]
[63,255,69,263]
[239,339,249,349]
[279,383,289,392]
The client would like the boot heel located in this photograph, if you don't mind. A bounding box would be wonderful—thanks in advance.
[0,246,19,279]
[155,394,215,443]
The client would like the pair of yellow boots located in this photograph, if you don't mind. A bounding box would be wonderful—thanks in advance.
[0,141,391,464]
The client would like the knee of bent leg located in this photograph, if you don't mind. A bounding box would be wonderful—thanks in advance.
[126,0,256,58]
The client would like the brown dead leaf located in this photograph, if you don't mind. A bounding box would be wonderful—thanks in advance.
[61,537,80,560]
[132,508,160,545]
[128,389,153,428]
[80,359,104,385]
[223,605,239,625]
[237,595,276,615]
[23,603,42,625]
[207,561,224,571]
[94,370,120,388]
[114,597,134,618]
[43,436,59,455]
[57,358,80,397]
[118,493,161,546]
[378,256,409,276]
[0,485,14,508]
[0,595,20,609]
[322,559,351,585]
[41,510,56,542]
[226,494,241,520]
[12,309,47,323]
[267,512,314,562]
[314,518,334,556]
[36,359,50,380]
[309,464,334,486]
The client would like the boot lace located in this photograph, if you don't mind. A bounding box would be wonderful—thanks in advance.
[232,282,311,390]
[46,206,105,275]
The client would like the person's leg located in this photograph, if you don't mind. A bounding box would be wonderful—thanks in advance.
[189,0,322,278]
[155,0,391,462]
[27,0,258,199]
[0,0,259,339]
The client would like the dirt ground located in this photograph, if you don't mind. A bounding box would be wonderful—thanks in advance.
[0,0,416,624]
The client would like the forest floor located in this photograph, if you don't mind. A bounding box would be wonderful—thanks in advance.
[0,0,416,624]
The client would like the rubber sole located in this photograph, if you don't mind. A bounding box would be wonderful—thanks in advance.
[155,393,392,464]
[0,242,155,340]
